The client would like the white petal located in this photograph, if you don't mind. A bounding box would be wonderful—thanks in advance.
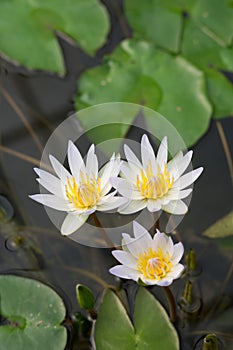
[34,168,64,198]
[147,199,162,212]
[120,162,138,182]
[111,178,143,200]
[29,194,70,211]
[153,231,169,252]
[99,154,121,195]
[141,134,156,171]
[124,144,142,172]
[153,279,173,287]
[168,151,193,180]
[167,263,184,279]
[162,200,188,215]
[173,167,203,190]
[86,144,98,179]
[49,155,71,185]
[36,178,64,199]
[109,265,140,280]
[122,233,145,258]
[68,141,85,180]
[61,213,88,235]
[118,199,147,214]
[133,221,153,244]
[112,250,137,268]
[97,196,127,211]
[166,188,192,201]
[172,242,184,264]
[157,137,168,168]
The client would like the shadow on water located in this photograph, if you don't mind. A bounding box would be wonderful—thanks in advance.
[0,1,233,349]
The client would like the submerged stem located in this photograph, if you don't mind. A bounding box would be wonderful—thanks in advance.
[163,286,177,323]
[91,213,115,249]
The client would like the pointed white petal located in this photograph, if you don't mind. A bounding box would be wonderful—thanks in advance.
[166,188,192,201]
[157,137,168,167]
[109,265,140,280]
[61,213,88,235]
[34,168,64,198]
[120,162,138,182]
[167,263,184,279]
[147,199,162,212]
[118,200,147,214]
[86,144,98,178]
[36,178,64,198]
[29,194,70,211]
[168,151,193,180]
[133,221,152,243]
[100,154,121,195]
[171,242,184,264]
[112,250,137,268]
[124,144,142,171]
[49,155,71,184]
[173,167,203,190]
[152,279,173,287]
[97,196,127,212]
[141,134,156,171]
[111,178,143,200]
[68,141,85,179]
[162,200,188,215]
[153,231,168,252]
[122,233,145,257]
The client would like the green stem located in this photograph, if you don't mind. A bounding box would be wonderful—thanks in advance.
[163,286,177,323]
[91,213,115,249]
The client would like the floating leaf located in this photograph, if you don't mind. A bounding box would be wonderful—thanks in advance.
[0,275,67,350]
[203,211,233,238]
[0,0,109,74]
[94,287,179,350]
[94,289,135,350]
[134,287,179,350]
[125,0,183,53]
[205,70,233,118]
[76,39,212,147]
[76,284,95,310]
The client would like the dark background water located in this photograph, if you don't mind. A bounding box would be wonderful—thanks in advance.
[0,1,233,349]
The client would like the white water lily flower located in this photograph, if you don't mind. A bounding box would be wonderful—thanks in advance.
[109,221,184,286]
[30,141,126,235]
[111,134,203,215]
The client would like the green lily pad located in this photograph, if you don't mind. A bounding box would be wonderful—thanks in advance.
[94,287,179,350]
[0,0,109,74]
[125,0,183,53]
[0,275,67,350]
[76,39,212,147]
[203,211,233,238]
[206,70,233,118]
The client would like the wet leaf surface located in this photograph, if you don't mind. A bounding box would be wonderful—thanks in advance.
[0,275,67,350]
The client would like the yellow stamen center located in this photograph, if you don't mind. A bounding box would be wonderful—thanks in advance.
[65,172,101,209]
[136,161,174,199]
[137,247,171,280]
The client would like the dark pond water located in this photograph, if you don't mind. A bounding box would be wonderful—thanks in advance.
[0,1,233,349]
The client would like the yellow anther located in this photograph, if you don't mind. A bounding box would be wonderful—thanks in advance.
[137,247,171,280]
[65,173,101,209]
[136,162,174,199]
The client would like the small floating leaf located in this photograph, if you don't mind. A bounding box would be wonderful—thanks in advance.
[76,284,95,310]
[203,211,233,238]
[0,275,67,350]
[94,287,179,349]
